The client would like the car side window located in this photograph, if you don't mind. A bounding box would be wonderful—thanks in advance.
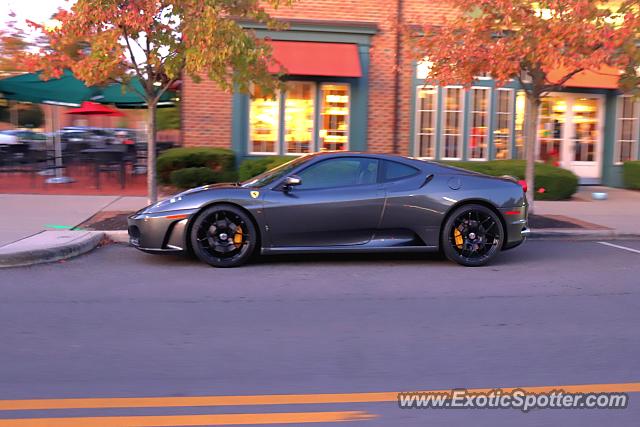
[297,158,379,190]
[382,160,420,182]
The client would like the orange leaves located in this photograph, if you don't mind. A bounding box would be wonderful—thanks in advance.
[412,0,640,92]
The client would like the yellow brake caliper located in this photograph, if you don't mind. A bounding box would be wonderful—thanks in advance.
[454,227,464,249]
[233,225,244,248]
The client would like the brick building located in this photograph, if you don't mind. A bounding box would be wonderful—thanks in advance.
[183,0,639,187]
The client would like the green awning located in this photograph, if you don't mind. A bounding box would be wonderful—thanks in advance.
[0,70,175,108]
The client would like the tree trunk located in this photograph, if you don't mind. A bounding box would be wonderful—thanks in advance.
[146,102,158,204]
[9,101,18,126]
[524,93,540,214]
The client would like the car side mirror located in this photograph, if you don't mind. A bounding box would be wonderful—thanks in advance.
[283,175,302,191]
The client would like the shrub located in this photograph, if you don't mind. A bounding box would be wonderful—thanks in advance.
[157,147,235,185]
[238,156,292,181]
[441,160,579,200]
[169,167,217,189]
[622,161,640,190]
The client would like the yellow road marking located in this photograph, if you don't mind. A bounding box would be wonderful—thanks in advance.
[0,411,375,426]
[0,382,638,411]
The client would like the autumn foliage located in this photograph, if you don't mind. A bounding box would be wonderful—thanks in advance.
[26,0,291,202]
[413,0,640,209]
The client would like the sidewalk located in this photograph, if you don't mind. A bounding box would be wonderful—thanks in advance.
[0,193,148,268]
[0,194,148,247]
[535,186,640,236]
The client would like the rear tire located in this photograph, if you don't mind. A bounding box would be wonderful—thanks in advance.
[190,204,257,268]
[441,204,504,267]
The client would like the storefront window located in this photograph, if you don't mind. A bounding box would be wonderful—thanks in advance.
[494,89,513,160]
[469,87,489,160]
[514,91,526,159]
[538,96,564,163]
[616,95,639,164]
[284,82,315,154]
[415,86,437,158]
[319,84,350,151]
[249,86,279,154]
[441,86,464,159]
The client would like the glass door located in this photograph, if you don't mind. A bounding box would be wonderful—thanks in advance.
[566,95,601,178]
[538,94,603,180]
[538,96,565,165]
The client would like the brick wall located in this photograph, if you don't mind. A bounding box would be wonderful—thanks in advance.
[182,78,233,148]
[182,0,455,155]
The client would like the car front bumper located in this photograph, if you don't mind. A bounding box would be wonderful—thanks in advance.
[127,208,198,253]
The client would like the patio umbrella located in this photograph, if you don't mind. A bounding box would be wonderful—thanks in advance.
[65,101,125,116]
[0,70,176,106]
[0,70,176,183]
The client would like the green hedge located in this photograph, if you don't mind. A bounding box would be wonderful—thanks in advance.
[238,156,292,181]
[157,147,235,185]
[441,160,579,200]
[622,161,640,190]
[169,167,218,189]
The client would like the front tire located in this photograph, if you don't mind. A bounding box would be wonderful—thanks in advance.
[441,204,504,267]
[190,204,257,268]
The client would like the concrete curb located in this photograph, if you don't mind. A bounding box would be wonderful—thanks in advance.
[103,230,129,244]
[78,228,640,247]
[0,231,105,268]
[529,229,640,240]
[87,227,640,246]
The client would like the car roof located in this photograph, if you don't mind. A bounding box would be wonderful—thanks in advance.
[301,151,435,169]
[305,151,413,161]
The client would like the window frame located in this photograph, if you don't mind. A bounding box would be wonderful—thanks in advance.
[493,88,515,161]
[414,85,438,159]
[614,95,640,165]
[514,90,527,160]
[293,156,381,191]
[247,84,280,155]
[467,86,491,161]
[283,81,317,156]
[440,85,465,160]
[319,82,351,152]
[380,159,421,183]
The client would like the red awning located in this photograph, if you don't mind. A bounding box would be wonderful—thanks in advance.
[65,101,124,116]
[548,65,621,89]
[267,41,362,78]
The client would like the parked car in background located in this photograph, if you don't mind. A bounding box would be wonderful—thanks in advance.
[0,131,19,146]
[0,130,47,150]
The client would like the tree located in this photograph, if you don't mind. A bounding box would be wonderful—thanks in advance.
[0,12,30,77]
[31,0,290,203]
[413,0,640,212]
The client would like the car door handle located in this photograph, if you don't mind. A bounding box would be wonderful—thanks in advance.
[419,174,434,188]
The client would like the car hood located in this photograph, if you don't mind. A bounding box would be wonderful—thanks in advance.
[141,182,260,214]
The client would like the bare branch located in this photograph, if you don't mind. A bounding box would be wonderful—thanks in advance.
[542,67,584,94]
[122,26,145,84]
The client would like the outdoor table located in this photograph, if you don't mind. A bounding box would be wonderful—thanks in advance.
[81,148,128,189]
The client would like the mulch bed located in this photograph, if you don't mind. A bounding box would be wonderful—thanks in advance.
[528,214,583,229]
[77,212,131,231]
[79,211,589,231]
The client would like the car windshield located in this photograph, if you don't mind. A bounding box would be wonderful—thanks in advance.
[241,155,312,188]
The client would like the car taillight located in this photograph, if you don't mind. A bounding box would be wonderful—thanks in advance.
[517,180,528,193]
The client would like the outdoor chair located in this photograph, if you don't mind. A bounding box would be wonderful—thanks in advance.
[82,147,127,189]
[0,145,50,187]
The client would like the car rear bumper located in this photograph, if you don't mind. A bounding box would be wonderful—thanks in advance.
[501,205,529,250]
[127,208,198,253]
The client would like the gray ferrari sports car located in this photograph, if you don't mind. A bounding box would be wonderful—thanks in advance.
[128,152,529,267]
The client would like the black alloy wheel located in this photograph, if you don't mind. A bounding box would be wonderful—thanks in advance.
[190,204,257,267]
[441,204,504,267]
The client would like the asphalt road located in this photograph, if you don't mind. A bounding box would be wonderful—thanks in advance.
[0,239,639,426]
